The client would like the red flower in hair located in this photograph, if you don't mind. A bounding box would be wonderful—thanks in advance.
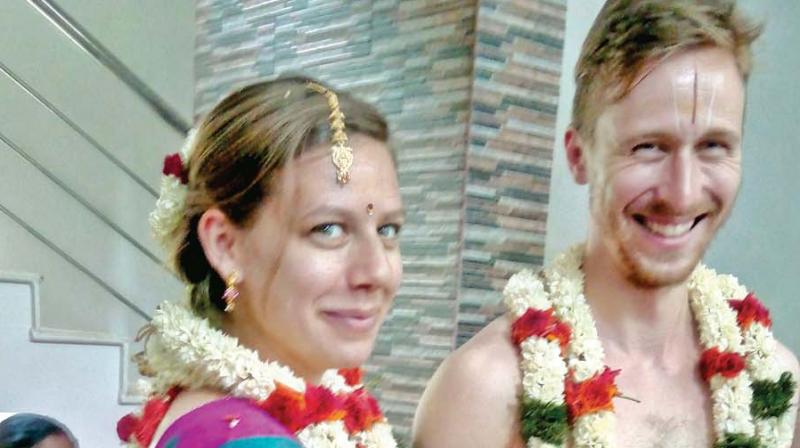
[511,308,572,350]
[339,368,363,386]
[728,293,772,329]
[564,367,620,422]
[162,153,188,184]
[699,348,746,382]
[343,388,384,433]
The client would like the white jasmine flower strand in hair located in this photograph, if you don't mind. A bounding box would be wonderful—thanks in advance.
[149,129,197,250]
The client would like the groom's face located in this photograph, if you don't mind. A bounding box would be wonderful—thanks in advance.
[586,46,745,288]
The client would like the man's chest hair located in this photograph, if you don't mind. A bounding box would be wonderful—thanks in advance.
[620,412,711,447]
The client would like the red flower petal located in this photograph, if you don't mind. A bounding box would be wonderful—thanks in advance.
[338,368,363,386]
[343,389,384,433]
[547,321,572,350]
[260,383,308,432]
[116,413,138,442]
[564,367,620,422]
[117,387,180,447]
[700,348,745,381]
[728,293,772,329]
[511,308,571,350]
[304,384,346,426]
[162,153,188,184]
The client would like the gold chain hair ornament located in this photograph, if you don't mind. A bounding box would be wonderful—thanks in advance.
[306,82,353,184]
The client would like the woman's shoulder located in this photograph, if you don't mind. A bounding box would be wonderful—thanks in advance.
[152,389,300,448]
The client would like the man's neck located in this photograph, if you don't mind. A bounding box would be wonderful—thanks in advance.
[581,241,699,366]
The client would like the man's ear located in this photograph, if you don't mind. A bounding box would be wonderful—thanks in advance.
[197,208,241,280]
[565,128,589,185]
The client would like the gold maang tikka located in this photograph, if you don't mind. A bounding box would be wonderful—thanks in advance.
[306,82,353,184]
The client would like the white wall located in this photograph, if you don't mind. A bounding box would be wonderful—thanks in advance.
[0,0,194,444]
[545,0,800,354]
[0,280,137,447]
[543,0,604,262]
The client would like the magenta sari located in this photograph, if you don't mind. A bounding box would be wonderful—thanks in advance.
[155,397,301,448]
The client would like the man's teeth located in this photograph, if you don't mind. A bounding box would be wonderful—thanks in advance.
[643,220,694,237]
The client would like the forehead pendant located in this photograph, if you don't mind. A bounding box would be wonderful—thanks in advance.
[306,82,353,185]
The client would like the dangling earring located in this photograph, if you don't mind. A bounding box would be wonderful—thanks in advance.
[223,271,240,312]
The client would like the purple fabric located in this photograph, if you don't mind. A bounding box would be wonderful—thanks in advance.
[155,397,297,448]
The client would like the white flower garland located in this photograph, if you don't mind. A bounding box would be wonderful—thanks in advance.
[505,245,795,448]
[148,129,196,250]
[139,301,396,448]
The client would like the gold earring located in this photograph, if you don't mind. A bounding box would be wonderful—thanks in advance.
[222,271,240,312]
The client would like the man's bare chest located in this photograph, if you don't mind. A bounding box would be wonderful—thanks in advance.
[613,365,714,447]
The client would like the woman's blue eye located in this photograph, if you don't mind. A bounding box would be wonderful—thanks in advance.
[312,223,344,238]
[378,224,401,239]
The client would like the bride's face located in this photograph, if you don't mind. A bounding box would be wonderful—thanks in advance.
[232,134,404,380]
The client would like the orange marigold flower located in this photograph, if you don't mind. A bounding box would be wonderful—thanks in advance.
[728,293,772,329]
[564,367,620,422]
[699,348,746,382]
[511,308,571,350]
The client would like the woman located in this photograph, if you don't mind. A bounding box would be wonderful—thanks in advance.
[0,413,78,448]
[117,76,403,448]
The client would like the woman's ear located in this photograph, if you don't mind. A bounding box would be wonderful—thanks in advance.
[197,208,241,279]
[565,128,589,185]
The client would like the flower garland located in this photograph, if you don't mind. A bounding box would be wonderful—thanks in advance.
[117,301,397,448]
[504,245,796,448]
[148,129,195,251]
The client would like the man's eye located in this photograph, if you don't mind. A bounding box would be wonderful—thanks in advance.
[378,224,401,239]
[632,143,659,153]
[312,223,344,239]
[699,140,729,153]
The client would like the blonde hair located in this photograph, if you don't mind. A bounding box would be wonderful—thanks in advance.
[572,0,761,142]
[168,76,389,322]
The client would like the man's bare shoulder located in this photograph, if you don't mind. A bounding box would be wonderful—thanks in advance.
[774,340,800,376]
[412,315,524,448]
[772,340,800,448]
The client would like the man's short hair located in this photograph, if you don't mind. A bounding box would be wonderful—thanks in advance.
[572,0,761,142]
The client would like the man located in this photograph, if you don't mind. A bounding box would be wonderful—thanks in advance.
[413,1,799,447]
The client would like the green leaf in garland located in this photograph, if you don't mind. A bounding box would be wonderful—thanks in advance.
[750,371,796,419]
[713,433,760,448]
[519,397,568,445]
